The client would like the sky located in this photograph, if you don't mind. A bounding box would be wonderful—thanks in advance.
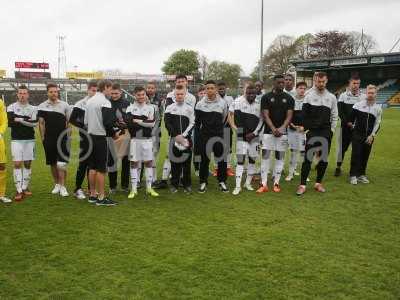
[1,0,400,77]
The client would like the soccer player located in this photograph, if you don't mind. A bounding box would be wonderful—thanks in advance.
[195,80,229,193]
[37,83,71,197]
[7,85,37,201]
[285,82,307,181]
[230,83,262,195]
[155,75,196,189]
[349,85,382,185]
[0,97,11,203]
[146,81,163,184]
[193,85,206,175]
[255,81,265,103]
[164,85,195,193]
[335,75,365,177]
[257,75,294,193]
[284,74,296,98]
[85,79,118,206]
[69,80,98,200]
[217,81,235,176]
[296,72,338,196]
[107,83,130,193]
[126,86,158,199]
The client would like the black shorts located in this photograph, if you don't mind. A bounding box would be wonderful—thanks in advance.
[88,135,108,173]
[43,134,70,165]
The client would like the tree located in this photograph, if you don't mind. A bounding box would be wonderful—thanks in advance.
[162,49,200,78]
[346,31,378,55]
[308,31,352,58]
[205,61,242,88]
[252,35,300,83]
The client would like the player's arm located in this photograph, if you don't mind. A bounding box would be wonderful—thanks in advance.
[136,107,155,128]
[337,94,346,123]
[182,107,195,138]
[6,106,17,128]
[69,106,85,128]
[101,102,118,138]
[38,117,45,141]
[0,101,7,137]
[301,95,312,132]
[163,108,175,137]
[330,96,339,134]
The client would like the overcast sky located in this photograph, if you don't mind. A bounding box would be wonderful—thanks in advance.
[1,0,400,76]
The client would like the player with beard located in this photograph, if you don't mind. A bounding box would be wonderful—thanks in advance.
[296,72,338,196]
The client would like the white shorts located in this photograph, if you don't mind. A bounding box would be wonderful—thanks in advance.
[129,139,153,162]
[288,130,306,151]
[11,140,36,162]
[236,140,259,158]
[261,134,288,152]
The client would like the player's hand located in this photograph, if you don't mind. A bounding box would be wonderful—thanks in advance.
[14,118,23,123]
[276,127,285,137]
[133,119,143,124]
[175,135,185,145]
[245,133,256,142]
[347,122,353,128]
[366,135,374,145]
[112,131,120,140]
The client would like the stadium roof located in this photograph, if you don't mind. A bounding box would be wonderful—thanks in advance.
[291,52,400,71]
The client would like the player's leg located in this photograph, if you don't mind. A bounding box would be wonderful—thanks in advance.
[335,126,351,176]
[358,141,372,183]
[107,143,118,192]
[314,133,332,192]
[57,135,70,197]
[121,155,130,191]
[0,136,11,203]
[170,143,181,192]
[297,132,314,195]
[11,141,23,200]
[258,134,272,193]
[214,141,228,193]
[142,139,158,197]
[233,140,247,195]
[128,139,139,198]
[181,148,192,193]
[198,137,210,193]
[273,151,286,192]
[22,160,32,196]
[226,127,235,176]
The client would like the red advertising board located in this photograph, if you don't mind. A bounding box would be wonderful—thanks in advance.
[15,71,51,79]
[15,62,49,69]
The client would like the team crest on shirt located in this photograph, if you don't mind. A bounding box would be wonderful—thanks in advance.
[271,98,275,102]
[283,98,287,103]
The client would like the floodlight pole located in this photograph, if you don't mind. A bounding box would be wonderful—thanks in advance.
[259,0,264,81]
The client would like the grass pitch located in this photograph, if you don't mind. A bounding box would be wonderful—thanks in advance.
[0,109,399,299]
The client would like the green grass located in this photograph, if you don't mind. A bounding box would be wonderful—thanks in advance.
[1,109,400,299]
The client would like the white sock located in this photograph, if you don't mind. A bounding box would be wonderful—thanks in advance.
[274,159,285,185]
[235,164,244,188]
[289,151,298,177]
[13,168,23,193]
[261,159,270,186]
[152,159,157,182]
[246,164,256,185]
[162,159,171,180]
[22,168,32,191]
[145,167,153,189]
[130,168,138,190]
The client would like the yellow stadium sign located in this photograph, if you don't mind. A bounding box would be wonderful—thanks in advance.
[66,71,103,79]
[0,69,6,78]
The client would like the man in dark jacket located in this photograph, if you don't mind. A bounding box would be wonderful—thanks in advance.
[107,83,130,193]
